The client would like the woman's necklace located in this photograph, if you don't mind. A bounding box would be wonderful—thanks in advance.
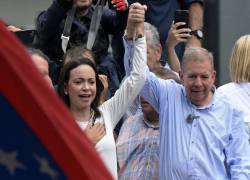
[75,109,95,129]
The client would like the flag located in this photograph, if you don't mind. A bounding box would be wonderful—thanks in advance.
[0,19,112,180]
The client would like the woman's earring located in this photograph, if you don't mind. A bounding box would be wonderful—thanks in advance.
[64,91,68,95]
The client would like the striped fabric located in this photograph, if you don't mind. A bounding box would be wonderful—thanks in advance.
[116,111,159,180]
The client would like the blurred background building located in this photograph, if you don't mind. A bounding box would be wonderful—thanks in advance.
[1,0,250,85]
[204,0,250,85]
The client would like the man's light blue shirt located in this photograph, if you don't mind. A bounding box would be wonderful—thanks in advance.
[140,72,250,180]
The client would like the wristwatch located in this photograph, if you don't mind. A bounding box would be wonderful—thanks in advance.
[190,29,203,40]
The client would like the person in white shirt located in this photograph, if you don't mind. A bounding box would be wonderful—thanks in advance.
[57,3,147,179]
[218,35,250,143]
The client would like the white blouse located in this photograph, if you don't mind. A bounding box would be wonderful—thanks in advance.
[78,37,147,179]
[218,82,250,141]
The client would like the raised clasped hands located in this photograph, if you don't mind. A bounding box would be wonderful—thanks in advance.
[126,3,147,39]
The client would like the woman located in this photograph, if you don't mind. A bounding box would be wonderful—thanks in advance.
[63,46,109,104]
[218,35,250,142]
[57,3,147,179]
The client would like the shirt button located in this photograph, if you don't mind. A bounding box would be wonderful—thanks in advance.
[194,124,197,127]
[190,157,193,160]
[192,141,194,143]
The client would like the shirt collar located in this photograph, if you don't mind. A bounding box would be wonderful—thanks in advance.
[142,117,159,129]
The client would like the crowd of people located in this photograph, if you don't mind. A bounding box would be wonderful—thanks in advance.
[5,0,250,179]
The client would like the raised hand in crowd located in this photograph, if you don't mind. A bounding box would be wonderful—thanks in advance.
[166,22,191,72]
[167,22,191,48]
[85,122,106,144]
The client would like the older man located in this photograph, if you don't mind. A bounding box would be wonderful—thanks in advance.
[139,47,250,179]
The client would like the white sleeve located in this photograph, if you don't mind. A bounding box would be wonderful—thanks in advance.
[123,37,134,77]
[100,37,147,129]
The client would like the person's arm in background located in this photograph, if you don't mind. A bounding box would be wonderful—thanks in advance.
[99,74,109,104]
[186,1,203,47]
[166,22,191,73]
[36,0,72,37]
[7,25,22,32]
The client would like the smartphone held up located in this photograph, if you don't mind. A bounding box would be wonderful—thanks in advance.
[174,10,189,29]
[174,10,203,41]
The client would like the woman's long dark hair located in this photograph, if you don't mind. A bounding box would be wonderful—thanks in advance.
[57,57,104,119]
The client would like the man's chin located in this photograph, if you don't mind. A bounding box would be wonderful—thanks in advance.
[190,97,206,106]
